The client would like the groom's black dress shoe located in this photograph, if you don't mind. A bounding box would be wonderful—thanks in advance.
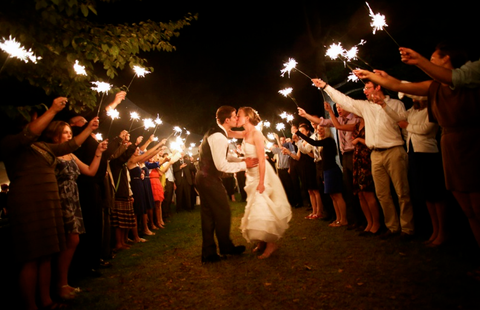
[221,245,246,256]
[201,254,223,264]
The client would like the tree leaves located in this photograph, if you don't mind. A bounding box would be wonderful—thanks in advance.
[0,0,197,118]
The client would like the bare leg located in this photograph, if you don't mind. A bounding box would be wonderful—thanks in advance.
[37,256,54,308]
[154,201,164,227]
[18,260,39,310]
[132,219,146,243]
[56,233,80,297]
[358,192,373,231]
[364,191,381,233]
[258,242,278,259]
[143,214,155,235]
[308,190,318,218]
[147,209,158,230]
[331,193,347,225]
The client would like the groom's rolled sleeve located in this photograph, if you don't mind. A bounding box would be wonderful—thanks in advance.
[208,133,246,173]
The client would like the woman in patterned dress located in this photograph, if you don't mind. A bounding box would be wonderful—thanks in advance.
[323,103,381,235]
[0,97,98,310]
[43,121,108,300]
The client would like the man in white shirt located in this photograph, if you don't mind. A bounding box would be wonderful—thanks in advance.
[196,106,258,263]
[310,79,414,239]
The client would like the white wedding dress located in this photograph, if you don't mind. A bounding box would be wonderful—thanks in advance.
[240,142,292,243]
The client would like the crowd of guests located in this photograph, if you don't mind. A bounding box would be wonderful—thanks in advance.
[0,92,199,310]
[268,41,479,280]
[1,41,479,309]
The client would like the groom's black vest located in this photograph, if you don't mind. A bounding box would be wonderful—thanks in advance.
[198,125,227,178]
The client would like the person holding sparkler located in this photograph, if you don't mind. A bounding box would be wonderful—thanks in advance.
[311,78,414,240]
[70,90,127,277]
[0,97,98,310]
[42,120,108,300]
[233,107,292,259]
[196,106,258,263]
[288,125,348,227]
[354,42,480,277]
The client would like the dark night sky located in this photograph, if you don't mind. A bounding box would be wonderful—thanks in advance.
[2,0,478,141]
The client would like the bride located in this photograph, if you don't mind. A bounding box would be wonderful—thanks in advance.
[231,107,292,259]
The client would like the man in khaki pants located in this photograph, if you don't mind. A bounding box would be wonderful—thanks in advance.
[310,78,414,240]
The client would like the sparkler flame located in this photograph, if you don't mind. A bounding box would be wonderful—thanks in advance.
[326,43,345,60]
[91,81,112,94]
[286,114,294,122]
[347,71,360,83]
[154,115,162,125]
[279,88,293,97]
[280,111,288,119]
[263,120,271,128]
[130,111,140,120]
[173,126,183,135]
[280,58,297,78]
[107,109,120,120]
[95,133,103,141]
[366,2,387,34]
[267,133,275,140]
[276,123,285,131]
[0,36,41,63]
[133,65,151,77]
[143,118,155,130]
[73,60,87,76]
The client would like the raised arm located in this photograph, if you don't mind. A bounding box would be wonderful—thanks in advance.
[74,140,108,176]
[323,103,356,132]
[354,69,432,97]
[399,47,454,85]
[29,97,67,136]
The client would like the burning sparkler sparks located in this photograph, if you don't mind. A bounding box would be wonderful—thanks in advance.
[95,133,103,141]
[91,81,112,94]
[365,2,399,46]
[126,65,152,90]
[279,87,300,107]
[280,58,312,80]
[143,118,155,130]
[73,60,87,76]
[0,36,40,64]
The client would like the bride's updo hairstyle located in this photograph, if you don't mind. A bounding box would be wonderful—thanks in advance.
[239,107,261,126]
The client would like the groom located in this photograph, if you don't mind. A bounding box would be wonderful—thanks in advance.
[196,106,258,263]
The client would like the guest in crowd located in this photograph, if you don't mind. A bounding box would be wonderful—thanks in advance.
[127,137,167,237]
[354,42,479,250]
[42,120,108,299]
[109,131,139,249]
[320,103,382,235]
[146,153,169,228]
[310,78,414,239]
[70,91,127,276]
[0,97,97,310]
[289,125,347,227]
[284,124,322,220]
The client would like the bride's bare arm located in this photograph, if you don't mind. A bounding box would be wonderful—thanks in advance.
[253,130,266,193]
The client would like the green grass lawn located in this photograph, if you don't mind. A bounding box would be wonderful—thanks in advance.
[2,196,480,309]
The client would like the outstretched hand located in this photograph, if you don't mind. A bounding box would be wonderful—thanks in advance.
[399,47,424,66]
[88,117,100,131]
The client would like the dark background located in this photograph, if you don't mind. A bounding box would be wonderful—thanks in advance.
[1,0,478,142]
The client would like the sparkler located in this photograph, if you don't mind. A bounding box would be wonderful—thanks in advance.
[106,109,120,138]
[153,114,163,135]
[280,58,312,80]
[73,60,87,76]
[276,122,286,137]
[128,111,140,132]
[0,36,41,74]
[278,87,299,107]
[347,71,360,83]
[126,65,151,90]
[92,81,112,116]
[95,133,103,141]
[365,2,400,47]
[325,42,366,85]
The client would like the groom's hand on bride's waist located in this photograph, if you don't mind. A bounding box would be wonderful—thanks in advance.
[245,157,259,168]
